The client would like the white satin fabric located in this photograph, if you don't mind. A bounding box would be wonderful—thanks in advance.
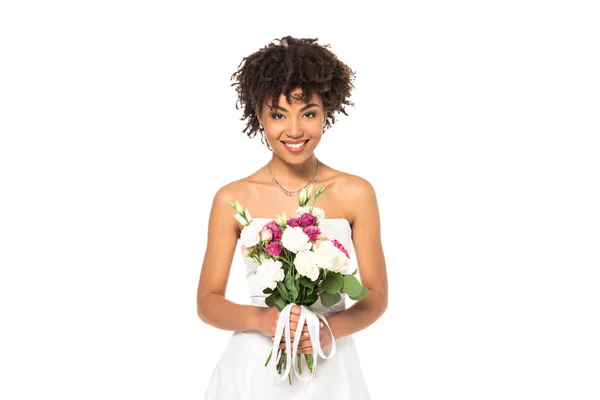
[204,218,370,400]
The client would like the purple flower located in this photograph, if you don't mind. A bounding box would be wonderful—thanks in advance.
[265,220,283,240]
[287,217,301,228]
[266,241,283,257]
[303,225,321,241]
[299,212,317,228]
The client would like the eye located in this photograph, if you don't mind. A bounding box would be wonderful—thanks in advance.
[304,111,317,119]
[269,112,284,120]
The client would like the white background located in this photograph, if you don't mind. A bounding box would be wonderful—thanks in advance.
[1,1,599,399]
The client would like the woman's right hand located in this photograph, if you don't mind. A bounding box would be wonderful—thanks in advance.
[254,306,281,337]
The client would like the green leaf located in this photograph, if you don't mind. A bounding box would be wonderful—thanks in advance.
[320,292,341,307]
[285,268,294,290]
[352,268,358,276]
[349,286,370,301]
[277,281,289,302]
[321,272,343,294]
[274,294,287,311]
[293,279,300,302]
[265,292,276,307]
[342,274,362,297]
[263,287,273,294]
[289,279,299,302]
[299,276,315,290]
[303,291,318,306]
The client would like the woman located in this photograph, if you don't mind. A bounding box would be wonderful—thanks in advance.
[197,36,388,399]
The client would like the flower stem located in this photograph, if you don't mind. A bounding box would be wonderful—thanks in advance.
[264,349,273,367]
[305,354,313,373]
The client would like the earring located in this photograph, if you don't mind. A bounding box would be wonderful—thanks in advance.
[260,129,272,151]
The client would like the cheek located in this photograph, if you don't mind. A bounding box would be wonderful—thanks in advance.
[263,118,324,139]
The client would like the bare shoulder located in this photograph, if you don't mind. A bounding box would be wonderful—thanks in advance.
[212,168,263,204]
[320,166,378,224]
[335,171,376,200]
[209,178,255,234]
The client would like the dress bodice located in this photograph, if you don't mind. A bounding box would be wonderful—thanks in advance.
[243,218,353,317]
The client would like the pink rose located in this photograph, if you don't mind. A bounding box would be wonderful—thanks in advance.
[265,220,283,240]
[287,217,301,228]
[266,241,283,257]
[299,213,317,227]
[332,239,350,258]
[303,226,321,241]
[259,228,273,242]
[241,245,253,256]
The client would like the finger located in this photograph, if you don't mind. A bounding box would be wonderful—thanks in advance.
[279,337,312,347]
[296,345,314,354]
[289,321,307,330]
[289,313,300,323]
[284,325,309,337]
[277,341,308,349]
[280,334,309,343]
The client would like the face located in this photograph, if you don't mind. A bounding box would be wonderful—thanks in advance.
[257,87,325,164]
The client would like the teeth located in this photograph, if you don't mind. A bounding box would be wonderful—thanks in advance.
[284,141,307,149]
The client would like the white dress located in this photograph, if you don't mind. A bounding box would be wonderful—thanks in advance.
[204,218,371,400]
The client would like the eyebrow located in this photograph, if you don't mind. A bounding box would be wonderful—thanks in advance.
[269,103,320,112]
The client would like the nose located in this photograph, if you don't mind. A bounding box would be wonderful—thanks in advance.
[286,118,303,139]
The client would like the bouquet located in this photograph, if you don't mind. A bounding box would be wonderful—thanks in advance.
[230,185,369,384]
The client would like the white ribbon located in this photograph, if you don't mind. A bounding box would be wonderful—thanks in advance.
[271,303,336,381]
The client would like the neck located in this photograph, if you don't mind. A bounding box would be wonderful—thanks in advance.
[267,155,319,190]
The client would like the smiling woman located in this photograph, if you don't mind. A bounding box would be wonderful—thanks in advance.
[196,36,388,399]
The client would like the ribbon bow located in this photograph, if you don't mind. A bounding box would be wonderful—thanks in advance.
[271,303,336,382]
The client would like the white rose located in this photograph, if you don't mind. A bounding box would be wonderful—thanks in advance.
[239,219,263,248]
[296,206,325,221]
[330,251,350,272]
[294,250,320,281]
[248,258,285,295]
[314,240,349,272]
[281,226,312,253]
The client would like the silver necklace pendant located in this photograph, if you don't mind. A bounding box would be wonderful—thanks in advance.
[272,176,318,197]
[268,160,319,197]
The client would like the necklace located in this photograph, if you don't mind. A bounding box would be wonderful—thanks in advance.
[267,159,319,197]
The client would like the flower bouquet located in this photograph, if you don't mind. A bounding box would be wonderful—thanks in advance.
[230,185,369,384]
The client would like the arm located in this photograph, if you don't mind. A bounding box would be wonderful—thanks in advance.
[196,185,268,332]
[326,178,388,339]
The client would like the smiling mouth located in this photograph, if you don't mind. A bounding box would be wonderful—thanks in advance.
[282,140,309,149]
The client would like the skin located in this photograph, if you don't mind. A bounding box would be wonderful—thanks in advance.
[196,87,388,354]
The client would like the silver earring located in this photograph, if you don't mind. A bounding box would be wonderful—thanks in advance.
[260,130,272,151]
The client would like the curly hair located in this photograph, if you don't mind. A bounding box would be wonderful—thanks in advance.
[231,36,356,140]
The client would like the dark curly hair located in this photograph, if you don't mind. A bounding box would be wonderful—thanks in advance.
[231,36,356,140]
